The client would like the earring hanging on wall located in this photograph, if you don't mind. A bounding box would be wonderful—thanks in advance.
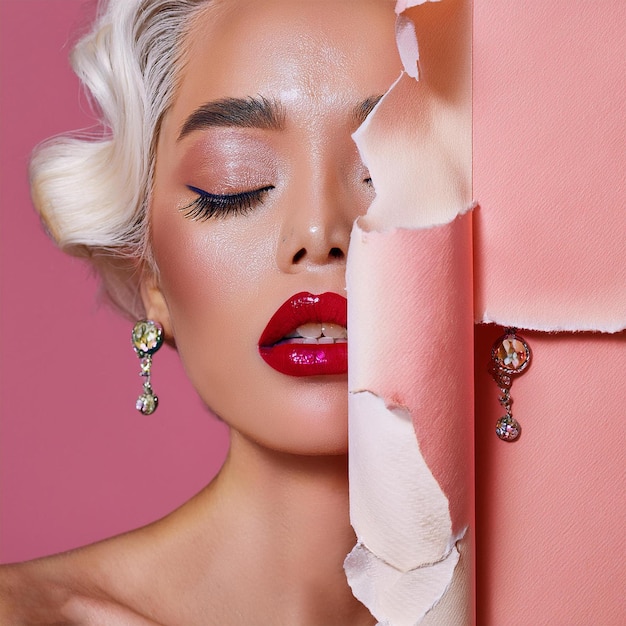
[131,320,164,415]
[488,328,531,441]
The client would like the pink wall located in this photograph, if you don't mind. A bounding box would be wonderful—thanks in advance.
[0,0,229,563]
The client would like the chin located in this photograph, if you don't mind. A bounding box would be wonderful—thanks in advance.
[214,373,350,457]
[274,374,349,455]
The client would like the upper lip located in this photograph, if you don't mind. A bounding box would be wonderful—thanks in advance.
[259,292,347,347]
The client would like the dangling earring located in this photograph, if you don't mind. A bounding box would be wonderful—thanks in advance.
[488,328,531,441]
[131,320,164,415]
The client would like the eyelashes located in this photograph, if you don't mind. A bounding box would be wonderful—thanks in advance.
[180,185,274,221]
[180,175,373,222]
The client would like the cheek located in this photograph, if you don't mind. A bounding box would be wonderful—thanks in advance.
[149,204,279,390]
[149,208,349,454]
[152,207,276,324]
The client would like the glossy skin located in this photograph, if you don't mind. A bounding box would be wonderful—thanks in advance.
[145,0,401,455]
[0,1,401,624]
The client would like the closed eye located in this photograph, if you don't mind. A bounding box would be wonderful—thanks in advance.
[180,185,274,221]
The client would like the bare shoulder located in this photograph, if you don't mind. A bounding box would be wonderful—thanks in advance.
[0,527,166,625]
[0,555,79,624]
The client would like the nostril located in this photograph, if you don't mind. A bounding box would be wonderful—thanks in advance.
[293,248,306,263]
[291,247,345,264]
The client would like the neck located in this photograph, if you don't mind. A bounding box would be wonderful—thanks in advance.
[178,430,372,625]
[225,431,354,562]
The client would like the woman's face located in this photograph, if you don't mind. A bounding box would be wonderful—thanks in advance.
[147,0,400,455]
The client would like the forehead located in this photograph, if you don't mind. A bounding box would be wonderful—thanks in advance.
[172,0,399,115]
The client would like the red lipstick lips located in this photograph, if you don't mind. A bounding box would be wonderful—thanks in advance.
[258,292,347,376]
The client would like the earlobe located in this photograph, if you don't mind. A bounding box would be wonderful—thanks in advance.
[139,270,174,343]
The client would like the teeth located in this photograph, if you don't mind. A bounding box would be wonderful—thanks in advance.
[280,322,348,345]
[321,323,347,339]
[295,322,347,339]
[297,322,323,339]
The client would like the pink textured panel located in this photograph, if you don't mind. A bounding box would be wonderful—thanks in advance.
[474,1,626,332]
[475,327,626,624]
[349,214,474,537]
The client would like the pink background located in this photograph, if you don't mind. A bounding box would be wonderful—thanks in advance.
[2,3,625,621]
[0,0,229,563]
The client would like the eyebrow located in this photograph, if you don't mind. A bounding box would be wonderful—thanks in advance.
[177,94,385,141]
[352,95,384,127]
[178,96,285,140]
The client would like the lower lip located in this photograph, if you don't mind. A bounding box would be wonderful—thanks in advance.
[259,342,347,377]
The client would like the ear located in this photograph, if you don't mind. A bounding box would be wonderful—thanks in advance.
[139,268,175,344]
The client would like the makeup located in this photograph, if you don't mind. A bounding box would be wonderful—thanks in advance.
[259,292,347,376]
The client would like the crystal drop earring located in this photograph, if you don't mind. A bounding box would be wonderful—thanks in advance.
[488,328,531,441]
[131,320,164,415]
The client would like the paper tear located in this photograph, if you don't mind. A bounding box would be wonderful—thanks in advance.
[352,72,470,232]
[349,392,458,569]
[345,541,460,626]
[347,391,466,625]
[354,0,471,233]
[395,0,441,14]
[478,313,626,334]
[346,0,473,623]
[395,16,420,78]
[347,217,474,539]
[346,219,474,623]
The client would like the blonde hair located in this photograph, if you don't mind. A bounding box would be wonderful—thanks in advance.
[30,0,209,318]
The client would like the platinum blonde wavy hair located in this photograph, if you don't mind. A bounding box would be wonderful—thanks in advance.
[30,0,210,319]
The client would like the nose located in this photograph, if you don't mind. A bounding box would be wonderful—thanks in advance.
[276,176,361,273]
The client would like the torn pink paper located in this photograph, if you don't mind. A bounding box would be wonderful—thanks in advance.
[348,1,625,623]
[473,0,626,332]
[394,1,442,79]
[472,3,626,621]
[345,1,473,623]
[353,72,471,232]
[346,391,463,625]
[395,0,441,14]
[348,392,460,570]
[345,539,461,626]
[346,218,474,626]
[348,217,473,539]
[346,531,472,626]
[354,2,471,232]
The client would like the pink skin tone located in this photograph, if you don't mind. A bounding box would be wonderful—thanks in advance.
[0,1,402,624]
[145,0,400,456]
[141,1,401,621]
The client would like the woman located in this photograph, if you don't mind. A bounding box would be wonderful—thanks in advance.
[5,1,624,624]
[0,0,402,623]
